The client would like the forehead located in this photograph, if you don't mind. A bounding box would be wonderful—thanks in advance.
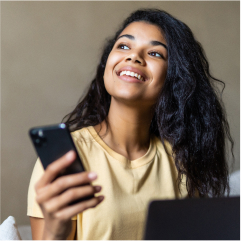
[119,21,166,45]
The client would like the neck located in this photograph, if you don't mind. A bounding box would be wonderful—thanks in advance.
[95,98,154,160]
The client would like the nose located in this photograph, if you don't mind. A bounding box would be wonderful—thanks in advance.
[125,51,145,65]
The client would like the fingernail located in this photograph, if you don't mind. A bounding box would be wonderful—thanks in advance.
[66,151,75,161]
[98,196,104,202]
[94,186,102,192]
[88,172,97,180]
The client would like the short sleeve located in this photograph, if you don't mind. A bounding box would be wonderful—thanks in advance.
[27,158,77,220]
[27,158,44,218]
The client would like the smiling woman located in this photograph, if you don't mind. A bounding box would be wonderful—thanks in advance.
[104,22,168,107]
[27,8,233,240]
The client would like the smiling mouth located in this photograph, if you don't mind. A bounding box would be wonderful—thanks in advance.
[118,70,145,82]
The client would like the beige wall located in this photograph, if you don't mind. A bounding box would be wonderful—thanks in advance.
[1,2,239,225]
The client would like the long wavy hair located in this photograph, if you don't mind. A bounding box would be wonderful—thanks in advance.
[63,9,233,197]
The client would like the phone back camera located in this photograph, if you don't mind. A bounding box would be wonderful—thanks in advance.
[32,130,46,147]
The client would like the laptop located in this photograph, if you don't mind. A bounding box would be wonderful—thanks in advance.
[144,197,240,240]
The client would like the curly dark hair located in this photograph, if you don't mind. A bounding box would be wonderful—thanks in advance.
[63,9,234,197]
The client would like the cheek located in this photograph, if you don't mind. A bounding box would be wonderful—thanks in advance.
[103,52,123,93]
[147,63,167,101]
[104,52,122,79]
[103,57,115,95]
[151,62,167,87]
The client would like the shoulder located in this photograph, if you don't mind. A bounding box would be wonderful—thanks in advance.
[152,136,175,171]
[71,126,96,146]
[70,126,101,171]
[152,135,173,156]
[71,126,92,140]
[152,136,188,198]
[71,126,105,149]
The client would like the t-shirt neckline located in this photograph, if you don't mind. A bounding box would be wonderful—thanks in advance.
[86,126,157,168]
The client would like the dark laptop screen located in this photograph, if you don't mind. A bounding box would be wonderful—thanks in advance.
[144,197,240,240]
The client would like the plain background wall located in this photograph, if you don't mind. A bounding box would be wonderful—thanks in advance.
[1,1,239,225]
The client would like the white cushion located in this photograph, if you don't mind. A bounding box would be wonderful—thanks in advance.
[0,216,22,240]
[229,170,240,196]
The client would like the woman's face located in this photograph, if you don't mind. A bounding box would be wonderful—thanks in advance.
[104,21,168,108]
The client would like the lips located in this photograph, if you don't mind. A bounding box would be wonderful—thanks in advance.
[116,66,147,82]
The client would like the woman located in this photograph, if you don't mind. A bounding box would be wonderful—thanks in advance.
[28,9,233,240]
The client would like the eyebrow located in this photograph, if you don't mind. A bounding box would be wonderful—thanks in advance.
[117,34,167,49]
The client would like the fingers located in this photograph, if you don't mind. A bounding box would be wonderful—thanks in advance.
[34,150,104,221]
[41,185,102,213]
[35,151,76,190]
[36,171,97,203]
[54,196,104,221]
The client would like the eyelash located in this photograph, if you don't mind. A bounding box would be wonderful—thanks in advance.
[148,51,164,59]
[117,43,164,59]
[117,43,130,50]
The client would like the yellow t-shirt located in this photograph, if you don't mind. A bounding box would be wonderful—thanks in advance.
[27,126,187,240]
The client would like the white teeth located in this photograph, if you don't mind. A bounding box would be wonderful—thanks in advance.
[119,71,144,81]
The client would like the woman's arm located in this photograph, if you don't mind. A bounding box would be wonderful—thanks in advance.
[32,151,104,239]
[30,217,77,240]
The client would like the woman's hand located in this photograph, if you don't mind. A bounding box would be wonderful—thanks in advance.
[35,151,104,240]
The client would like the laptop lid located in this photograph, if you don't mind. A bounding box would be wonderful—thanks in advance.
[144,197,240,240]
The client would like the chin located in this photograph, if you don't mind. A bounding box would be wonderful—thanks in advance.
[110,88,142,100]
[105,84,156,106]
[112,93,156,108]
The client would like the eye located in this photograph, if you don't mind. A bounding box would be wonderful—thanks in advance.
[117,44,130,50]
[149,51,163,58]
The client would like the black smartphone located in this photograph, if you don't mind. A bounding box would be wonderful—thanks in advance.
[29,123,85,175]
[29,123,93,204]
